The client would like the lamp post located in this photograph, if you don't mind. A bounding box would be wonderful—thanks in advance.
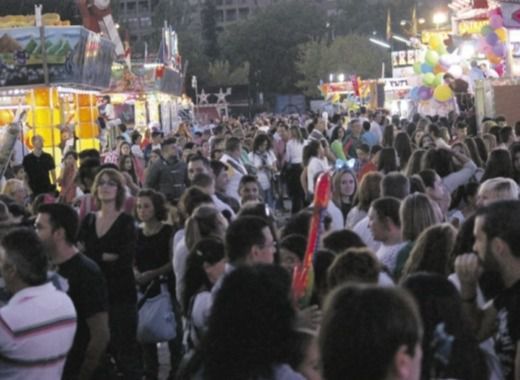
[191,75,198,121]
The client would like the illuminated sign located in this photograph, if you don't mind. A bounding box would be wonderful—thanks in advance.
[458,20,489,35]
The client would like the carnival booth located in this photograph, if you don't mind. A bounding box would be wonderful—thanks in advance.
[448,0,520,126]
[104,25,184,137]
[0,13,113,168]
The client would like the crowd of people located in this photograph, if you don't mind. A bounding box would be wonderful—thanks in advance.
[0,105,518,380]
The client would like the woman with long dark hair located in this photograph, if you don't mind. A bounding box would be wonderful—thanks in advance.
[135,189,182,379]
[200,265,300,380]
[481,149,513,182]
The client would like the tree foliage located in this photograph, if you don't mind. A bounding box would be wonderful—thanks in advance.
[207,60,249,86]
[220,0,327,94]
[296,35,390,97]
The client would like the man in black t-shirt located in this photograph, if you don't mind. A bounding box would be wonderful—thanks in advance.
[456,200,520,380]
[22,135,56,196]
[35,204,109,380]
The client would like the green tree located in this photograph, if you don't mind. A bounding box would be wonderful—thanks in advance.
[201,0,220,60]
[207,60,249,86]
[220,0,327,94]
[296,35,390,97]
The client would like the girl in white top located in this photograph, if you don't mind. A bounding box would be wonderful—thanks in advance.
[248,134,277,207]
[303,140,329,197]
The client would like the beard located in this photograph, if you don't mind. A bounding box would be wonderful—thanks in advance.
[480,241,501,272]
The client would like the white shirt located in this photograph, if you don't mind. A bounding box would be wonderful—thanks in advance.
[173,238,189,303]
[131,145,144,159]
[346,206,367,229]
[248,150,276,190]
[353,216,381,253]
[220,153,247,202]
[327,201,344,232]
[0,282,76,380]
[307,157,329,194]
[285,139,304,164]
[376,242,407,273]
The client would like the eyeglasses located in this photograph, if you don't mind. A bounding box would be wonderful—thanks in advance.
[98,179,118,187]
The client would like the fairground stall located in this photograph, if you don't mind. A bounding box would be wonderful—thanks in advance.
[104,25,184,139]
[0,12,113,169]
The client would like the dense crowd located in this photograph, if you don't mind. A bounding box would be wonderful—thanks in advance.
[0,105,518,380]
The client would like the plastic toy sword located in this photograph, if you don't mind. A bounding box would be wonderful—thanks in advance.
[292,171,331,307]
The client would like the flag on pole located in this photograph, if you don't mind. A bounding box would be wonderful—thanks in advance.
[386,8,392,41]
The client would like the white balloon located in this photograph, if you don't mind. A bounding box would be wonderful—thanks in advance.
[449,65,463,78]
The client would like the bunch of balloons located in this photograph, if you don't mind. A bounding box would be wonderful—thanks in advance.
[411,35,455,103]
[478,10,507,67]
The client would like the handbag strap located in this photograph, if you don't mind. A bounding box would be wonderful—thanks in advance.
[137,278,160,310]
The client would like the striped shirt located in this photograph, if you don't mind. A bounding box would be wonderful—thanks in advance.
[0,282,77,380]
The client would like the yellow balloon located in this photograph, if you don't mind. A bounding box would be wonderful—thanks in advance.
[429,35,442,50]
[496,27,507,43]
[434,84,453,102]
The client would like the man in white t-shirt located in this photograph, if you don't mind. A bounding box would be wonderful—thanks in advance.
[368,197,406,274]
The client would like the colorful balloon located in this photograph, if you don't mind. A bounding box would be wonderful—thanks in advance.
[423,73,436,87]
[425,50,440,66]
[488,54,502,64]
[434,72,445,87]
[419,86,433,100]
[433,64,445,74]
[292,172,331,306]
[490,15,503,29]
[481,25,493,37]
[496,27,507,43]
[421,63,433,74]
[487,32,499,46]
[493,42,506,57]
[410,87,420,101]
[434,84,453,102]
[429,35,443,50]
[448,65,463,78]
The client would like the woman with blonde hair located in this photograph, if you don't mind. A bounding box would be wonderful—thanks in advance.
[331,168,357,224]
[2,178,28,206]
[394,192,439,279]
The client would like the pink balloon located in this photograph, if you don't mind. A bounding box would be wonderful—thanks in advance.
[483,44,494,55]
[490,15,504,29]
[495,63,505,77]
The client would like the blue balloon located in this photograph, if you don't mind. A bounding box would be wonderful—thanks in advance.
[410,87,420,101]
[421,63,433,73]
[486,32,499,46]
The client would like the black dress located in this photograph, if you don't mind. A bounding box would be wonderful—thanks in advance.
[78,212,143,379]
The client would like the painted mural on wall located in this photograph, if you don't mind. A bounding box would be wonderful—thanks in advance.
[0,26,113,88]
